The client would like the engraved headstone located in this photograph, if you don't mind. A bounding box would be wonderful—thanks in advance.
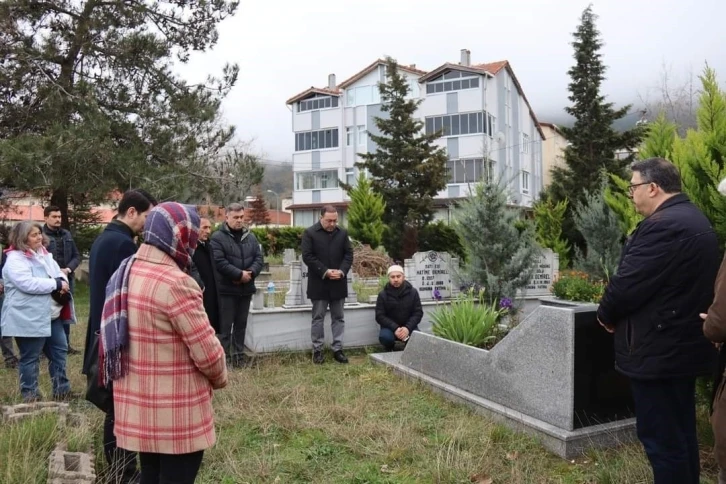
[405,251,458,301]
[523,249,559,297]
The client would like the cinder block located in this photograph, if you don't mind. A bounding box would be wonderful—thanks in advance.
[47,447,95,483]
[1,402,69,422]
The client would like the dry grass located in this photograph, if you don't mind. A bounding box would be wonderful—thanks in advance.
[0,282,720,483]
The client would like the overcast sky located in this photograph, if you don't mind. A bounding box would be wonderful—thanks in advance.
[177,0,726,163]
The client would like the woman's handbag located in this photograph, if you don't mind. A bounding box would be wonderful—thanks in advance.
[85,329,112,412]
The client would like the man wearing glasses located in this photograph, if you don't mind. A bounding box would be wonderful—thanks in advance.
[597,157,719,484]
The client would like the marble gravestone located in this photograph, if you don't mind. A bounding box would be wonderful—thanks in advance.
[405,251,460,301]
[283,248,297,265]
[284,259,357,307]
[370,300,636,459]
[522,249,560,297]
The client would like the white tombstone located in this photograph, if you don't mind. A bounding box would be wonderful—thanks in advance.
[523,249,560,297]
[405,251,459,301]
[283,248,296,265]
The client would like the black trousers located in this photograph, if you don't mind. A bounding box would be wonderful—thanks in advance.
[630,377,700,484]
[104,399,139,483]
[218,295,251,361]
[139,450,204,484]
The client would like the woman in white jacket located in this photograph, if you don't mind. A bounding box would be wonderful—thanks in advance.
[0,222,75,402]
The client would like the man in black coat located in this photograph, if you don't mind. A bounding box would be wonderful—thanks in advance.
[82,188,156,484]
[210,203,263,367]
[42,205,82,353]
[376,265,423,351]
[192,217,220,333]
[597,158,719,484]
[301,205,354,364]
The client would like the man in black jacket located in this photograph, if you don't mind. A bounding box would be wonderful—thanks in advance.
[376,265,423,351]
[301,205,354,364]
[210,203,263,367]
[43,206,81,353]
[597,158,719,484]
[192,217,220,333]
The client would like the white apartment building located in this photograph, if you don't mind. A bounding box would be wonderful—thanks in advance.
[285,49,545,227]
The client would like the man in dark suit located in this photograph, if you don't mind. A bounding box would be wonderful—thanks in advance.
[191,217,220,333]
[82,189,156,484]
[301,205,354,364]
[597,158,719,484]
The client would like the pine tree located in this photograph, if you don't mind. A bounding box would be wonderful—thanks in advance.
[533,199,571,269]
[344,173,386,249]
[573,181,623,281]
[247,189,271,227]
[454,179,542,305]
[356,57,449,261]
[0,0,240,224]
[547,5,643,247]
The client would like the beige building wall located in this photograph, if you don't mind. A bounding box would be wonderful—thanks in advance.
[540,123,568,189]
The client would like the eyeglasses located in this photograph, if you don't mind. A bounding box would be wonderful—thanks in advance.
[628,182,651,195]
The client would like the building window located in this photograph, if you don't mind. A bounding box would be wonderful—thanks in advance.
[357,125,366,146]
[298,96,338,112]
[425,71,480,94]
[522,133,530,153]
[294,128,339,151]
[446,158,493,184]
[296,170,340,190]
[346,127,353,147]
[346,85,380,107]
[522,171,530,193]
[345,168,355,186]
[425,112,493,137]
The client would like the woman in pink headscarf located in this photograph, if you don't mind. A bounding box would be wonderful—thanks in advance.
[100,202,227,483]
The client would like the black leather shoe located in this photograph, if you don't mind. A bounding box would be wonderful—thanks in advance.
[313,351,324,364]
[67,346,81,355]
[333,350,348,364]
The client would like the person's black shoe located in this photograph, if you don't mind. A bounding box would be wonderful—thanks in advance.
[4,358,18,369]
[313,351,324,364]
[333,350,348,364]
[67,346,81,355]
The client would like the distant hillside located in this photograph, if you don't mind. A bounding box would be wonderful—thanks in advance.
[261,161,293,204]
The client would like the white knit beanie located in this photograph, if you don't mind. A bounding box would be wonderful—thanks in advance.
[387,265,404,276]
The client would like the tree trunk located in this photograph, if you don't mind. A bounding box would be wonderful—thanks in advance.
[49,188,70,229]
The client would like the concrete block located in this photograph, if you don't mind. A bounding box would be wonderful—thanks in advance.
[47,447,95,483]
[2,402,69,423]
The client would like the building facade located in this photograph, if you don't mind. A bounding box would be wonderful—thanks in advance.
[539,122,568,189]
[286,49,545,227]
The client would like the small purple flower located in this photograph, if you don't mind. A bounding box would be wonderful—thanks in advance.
[433,289,442,301]
[499,297,513,310]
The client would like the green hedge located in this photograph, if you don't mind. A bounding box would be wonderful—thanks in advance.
[418,221,466,261]
[250,227,306,256]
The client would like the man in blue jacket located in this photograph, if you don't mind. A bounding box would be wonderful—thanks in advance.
[597,158,719,484]
[82,188,156,484]
[42,206,81,353]
[210,203,263,367]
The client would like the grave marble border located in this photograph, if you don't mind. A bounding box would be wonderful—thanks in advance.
[370,301,637,458]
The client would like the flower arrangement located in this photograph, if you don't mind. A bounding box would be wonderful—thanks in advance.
[550,270,605,304]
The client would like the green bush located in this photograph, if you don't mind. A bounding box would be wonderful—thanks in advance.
[418,221,465,260]
[550,270,605,303]
[249,227,305,256]
[431,289,504,349]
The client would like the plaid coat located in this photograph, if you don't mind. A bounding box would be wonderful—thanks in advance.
[113,245,228,454]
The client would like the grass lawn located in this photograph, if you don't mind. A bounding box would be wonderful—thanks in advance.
[0,282,719,483]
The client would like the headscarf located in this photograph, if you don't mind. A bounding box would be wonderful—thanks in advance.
[99,202,200,385]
